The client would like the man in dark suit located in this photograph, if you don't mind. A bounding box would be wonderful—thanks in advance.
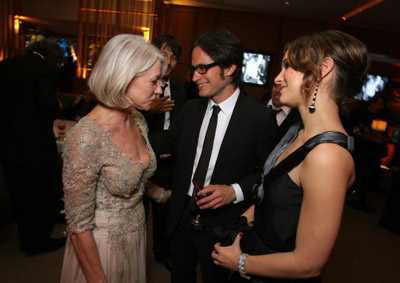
[0,39,66,255]
[266,82,301,147]
[150,30,276,283]
[144,34,186,269]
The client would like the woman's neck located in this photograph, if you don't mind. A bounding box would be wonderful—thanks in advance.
[90,104,134,129]
[297,93,346,139]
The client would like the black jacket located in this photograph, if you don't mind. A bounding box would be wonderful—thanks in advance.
[150,92,277,237]
[0,54,60,169]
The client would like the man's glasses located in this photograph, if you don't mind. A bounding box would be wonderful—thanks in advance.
[189,62,219,75]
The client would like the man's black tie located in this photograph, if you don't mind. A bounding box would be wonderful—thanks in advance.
[268,105,281,114]
[188,105,220,229]
[160,83,168,98]
[193,105,221,190]
[268,105,282,124]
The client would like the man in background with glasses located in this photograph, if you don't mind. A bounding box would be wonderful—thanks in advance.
[150,29,276,283]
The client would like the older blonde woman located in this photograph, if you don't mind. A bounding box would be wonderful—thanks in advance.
[60,34,169,283]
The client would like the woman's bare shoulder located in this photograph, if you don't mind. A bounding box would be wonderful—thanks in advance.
[300,143,355,189]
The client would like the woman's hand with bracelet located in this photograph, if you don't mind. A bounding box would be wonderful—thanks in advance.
[155,187,172,204]
[145,180,172,205]
[212,232,245,273]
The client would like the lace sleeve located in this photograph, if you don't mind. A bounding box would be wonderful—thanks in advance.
[62,123,100,234]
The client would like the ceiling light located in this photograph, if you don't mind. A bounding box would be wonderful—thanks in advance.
[342,0,384,21]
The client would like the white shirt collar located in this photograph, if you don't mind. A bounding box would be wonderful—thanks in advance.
[280,105,291,115]
[207,87,240,116]
[267,99,291,115]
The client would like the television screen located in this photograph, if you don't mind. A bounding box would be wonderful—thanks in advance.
[241,51,272,87]
[354,74,389,101]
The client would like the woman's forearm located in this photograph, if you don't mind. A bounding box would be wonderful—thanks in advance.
[241,204,255,223]
[242,251,323,280]
[70,231,107,283]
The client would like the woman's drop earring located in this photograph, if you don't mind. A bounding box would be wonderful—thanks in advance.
[309,82,319,113]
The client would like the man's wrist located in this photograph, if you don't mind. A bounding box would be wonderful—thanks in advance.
[232,183,243,203]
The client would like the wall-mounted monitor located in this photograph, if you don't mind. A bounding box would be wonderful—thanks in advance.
[354,74,389,101]
[241,50,272,87]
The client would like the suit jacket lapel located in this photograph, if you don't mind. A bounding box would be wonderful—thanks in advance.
[212,93,248,178]
[185,99,208,171]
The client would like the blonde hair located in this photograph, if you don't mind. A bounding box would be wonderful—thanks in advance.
[88,34,167,109]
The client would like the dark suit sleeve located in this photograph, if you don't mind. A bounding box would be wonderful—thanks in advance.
[236,106,278,203]
[149,102,186,155]
[170,83,187,114]
[263,107,281,152]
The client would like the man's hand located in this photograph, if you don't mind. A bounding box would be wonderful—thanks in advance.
[150,96,174,115]
[196,185,236,210]
[73,94,83,104]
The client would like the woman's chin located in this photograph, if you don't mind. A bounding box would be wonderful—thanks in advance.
[142,104,151,111]
[134,105,150,112]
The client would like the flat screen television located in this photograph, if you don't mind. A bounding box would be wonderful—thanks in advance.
[241,50,272,87]
[354,74,389,101]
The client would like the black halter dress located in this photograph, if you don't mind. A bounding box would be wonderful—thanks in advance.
[232,123,353,283]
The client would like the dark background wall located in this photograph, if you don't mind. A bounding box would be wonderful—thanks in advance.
[17,0,400,101]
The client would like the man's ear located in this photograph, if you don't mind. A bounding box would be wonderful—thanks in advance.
[320,57,334,80]
[225,64,237,77]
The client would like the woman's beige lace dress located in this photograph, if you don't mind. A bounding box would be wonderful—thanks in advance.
[60,111,156,283]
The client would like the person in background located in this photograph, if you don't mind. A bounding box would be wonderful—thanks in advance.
[60,34,170,283]
[347,92,391,134]
[143,33,186,271]
[58,55,77,93]
[0,38,66,255]
[150,29,276,283]
[346,92,392,213]
[212,30,368,282]
[378,140,400,235]
[266,81,301,146]
[64,87,97,121]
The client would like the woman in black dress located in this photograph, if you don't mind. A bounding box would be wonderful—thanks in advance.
[211,30,369,282]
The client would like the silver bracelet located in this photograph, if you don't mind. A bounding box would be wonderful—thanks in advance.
[238,253,251,280]
[155,187,165,203]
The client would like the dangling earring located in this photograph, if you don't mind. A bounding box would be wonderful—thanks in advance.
[309,82,319,113]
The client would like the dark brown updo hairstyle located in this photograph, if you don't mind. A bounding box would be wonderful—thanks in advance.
[284,30,370,112]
